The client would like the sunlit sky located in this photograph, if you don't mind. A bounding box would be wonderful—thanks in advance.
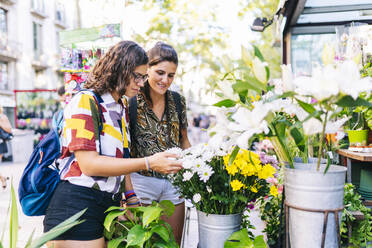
[65,0,260,108]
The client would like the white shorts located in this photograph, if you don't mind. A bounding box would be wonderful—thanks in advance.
[130,172,184,205]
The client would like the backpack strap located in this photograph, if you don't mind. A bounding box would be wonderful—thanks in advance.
[170,91,183,140]
[129,96,138,139]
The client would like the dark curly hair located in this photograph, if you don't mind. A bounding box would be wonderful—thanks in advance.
[85,40,148,97]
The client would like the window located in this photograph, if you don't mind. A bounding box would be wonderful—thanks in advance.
[34,69,46,88]
[33,22,42,59]
[31,0,45,14]
[0,62,8,90]
[55,3,65,23]
[291,33,336,76]
[0,8,7,34]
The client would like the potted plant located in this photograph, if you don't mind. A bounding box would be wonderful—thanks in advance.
[103,200,178,248]
[168,145,279,248]
[210,45,372,247]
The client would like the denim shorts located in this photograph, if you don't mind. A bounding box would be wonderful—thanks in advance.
[43,180,121,241]
[130,172,184,205]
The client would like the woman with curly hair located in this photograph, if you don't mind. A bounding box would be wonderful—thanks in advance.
[43,41,182,248]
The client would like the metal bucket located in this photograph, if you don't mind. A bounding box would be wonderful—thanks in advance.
[197,210,242,248]
[285,163,346,248]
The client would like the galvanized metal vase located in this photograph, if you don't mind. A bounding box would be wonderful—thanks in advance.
[284,163,346,248]
[197,210,242,248]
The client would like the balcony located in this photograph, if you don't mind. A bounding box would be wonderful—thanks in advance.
[0,33,21,61]
[32,50,48,70]
[0,0,16,5]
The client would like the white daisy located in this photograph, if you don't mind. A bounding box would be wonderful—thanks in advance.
[182,171,194,181]
[193,193,201,203]
[198,165,214,183]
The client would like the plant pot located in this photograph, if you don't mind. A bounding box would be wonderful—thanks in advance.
[347,130,368,146]
[197,210,242,248]
[284,163,346,248]
[359,168,372,200]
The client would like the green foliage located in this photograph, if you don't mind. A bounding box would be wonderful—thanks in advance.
[340,183,372,247]
[103,200,178,248]
[0,181,86,248]
[224,229,267,248]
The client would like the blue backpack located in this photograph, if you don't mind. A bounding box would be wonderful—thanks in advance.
[18,90,103,216]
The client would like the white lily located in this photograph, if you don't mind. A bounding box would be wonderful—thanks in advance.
[252,56,268,84]
[216,80,239,101]
[281,64,295,92]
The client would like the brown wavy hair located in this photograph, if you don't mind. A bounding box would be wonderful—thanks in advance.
[143,42,178,105]
[85,40,148,97]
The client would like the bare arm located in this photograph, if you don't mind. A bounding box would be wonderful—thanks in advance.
[74,150,183,177]
[180,128,191,149]
[0,115,12,133]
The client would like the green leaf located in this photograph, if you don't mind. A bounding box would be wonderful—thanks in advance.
[142,207,163,227]
[324,153,331,174]
[107,237,124,248]
[224,228,253,247]
[253,235,267,248]
[253,45,264,62]
[30,209,87,248]
[213,99,236,108]
[126,225,147,247]
[24,229,35,248]
[265,91,296,102]
[290,127,305,153]
[150,225,169,242]
[233,77,266,94]
[336,96,372,108]
[159,200,175,217]
[229,146,240,165]
[104,210,126,231]
[105,206,125,213]
[10,182,18,248]
[296,98,316,115]
[0,241,3,248]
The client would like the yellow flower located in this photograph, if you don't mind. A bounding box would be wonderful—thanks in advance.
[230,179,246,191]
[250,185,258,193]
[240,163,256,177]
[242,150,261,166]
[226,164,238,176]
[270,185,278,197]
[26,118,31,124]
[258,164,276,180]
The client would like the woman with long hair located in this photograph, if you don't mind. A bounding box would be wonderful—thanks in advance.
[130,42,191,244]
[43,41,182,248]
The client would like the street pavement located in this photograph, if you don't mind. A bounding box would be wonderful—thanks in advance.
[0,162,264,248]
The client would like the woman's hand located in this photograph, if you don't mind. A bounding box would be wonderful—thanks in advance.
[148,152,183,174]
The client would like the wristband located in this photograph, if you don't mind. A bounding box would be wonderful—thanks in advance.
[126,201,140,206]
[124,190,135,199]
[145,157,150,171]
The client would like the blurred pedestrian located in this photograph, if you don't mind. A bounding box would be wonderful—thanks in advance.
[0,106,12,162]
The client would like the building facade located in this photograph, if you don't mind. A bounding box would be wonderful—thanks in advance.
[0,0,77,125]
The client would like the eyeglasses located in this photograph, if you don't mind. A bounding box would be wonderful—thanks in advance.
[132,72,148,84]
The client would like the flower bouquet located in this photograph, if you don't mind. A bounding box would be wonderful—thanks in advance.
[168,145,278,215]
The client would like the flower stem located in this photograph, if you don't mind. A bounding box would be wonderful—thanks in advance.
[317,110,328,171]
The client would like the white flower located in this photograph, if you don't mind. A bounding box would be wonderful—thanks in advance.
[252,56,268,84]
[206,186,212,193]
[325,117,350,134]
[303,118,323,135]
[216,80,239,101]
[198,165,214,183]
[165,147,183,157]
[182,158,196,170]
[193,193,201,203]
[182,171,194,181]
[281,64,295,92]
[192,159,206,173]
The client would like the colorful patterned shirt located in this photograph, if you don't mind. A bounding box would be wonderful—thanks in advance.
[58,91,130,194]
[130,91,188,178]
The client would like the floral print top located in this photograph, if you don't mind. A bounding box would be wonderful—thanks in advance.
[130,90,188,178]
